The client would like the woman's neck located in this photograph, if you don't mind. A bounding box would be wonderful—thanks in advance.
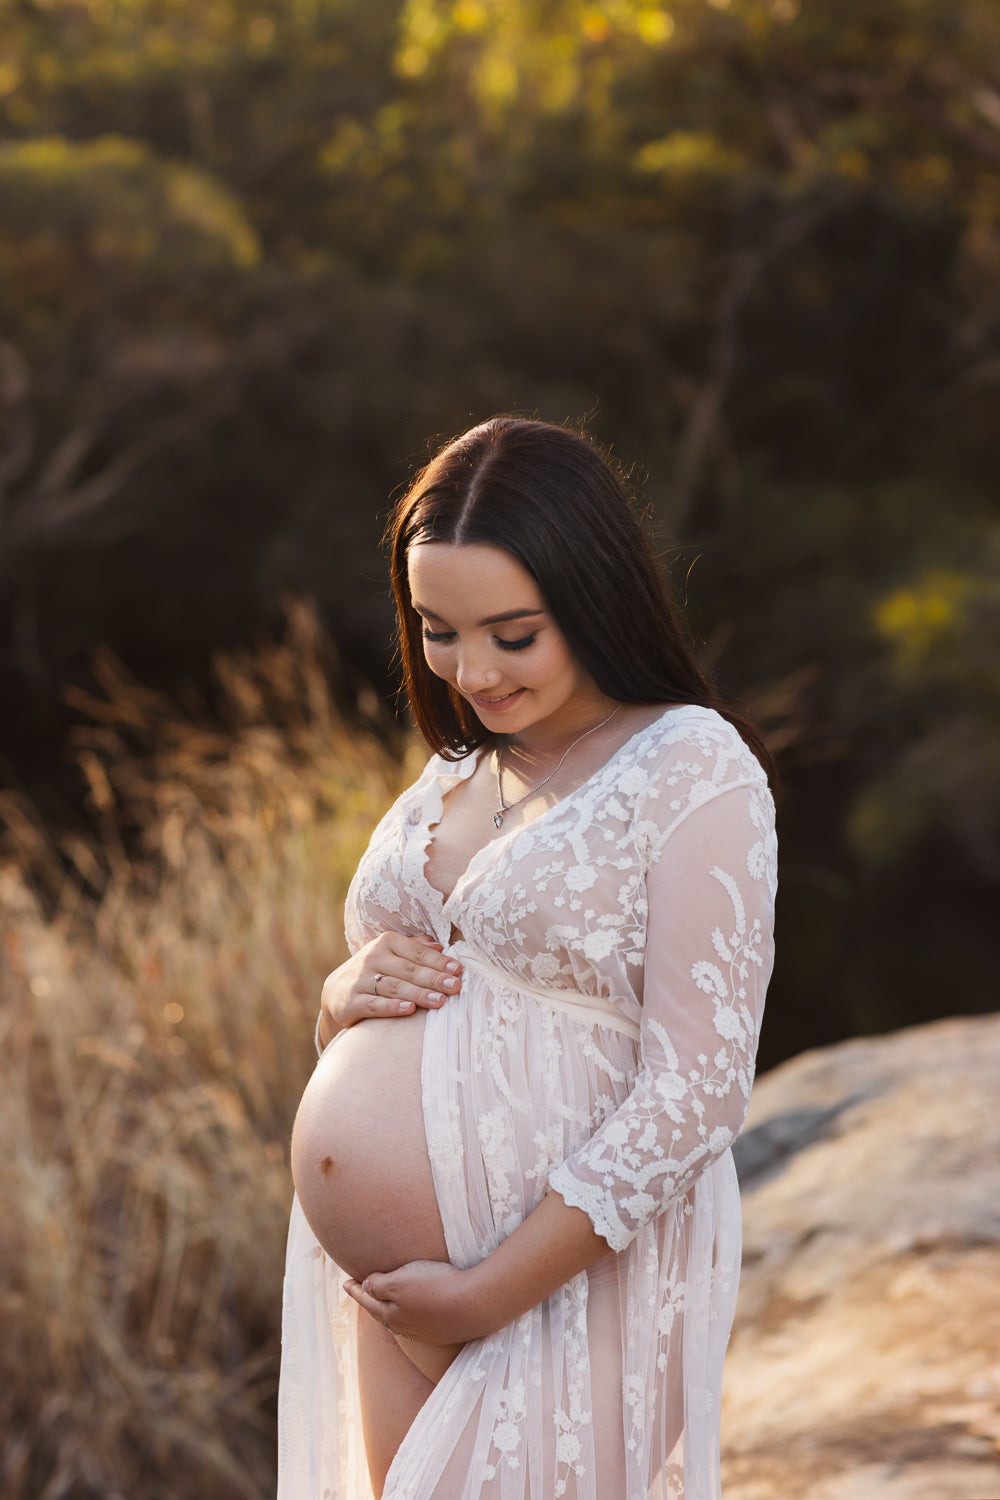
[499,697,622,768]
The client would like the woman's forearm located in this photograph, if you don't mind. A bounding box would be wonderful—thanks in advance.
[343,1188,614,1345]
[462,1188,613,1334]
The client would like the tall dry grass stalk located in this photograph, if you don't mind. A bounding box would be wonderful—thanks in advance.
[0,603,420,1499]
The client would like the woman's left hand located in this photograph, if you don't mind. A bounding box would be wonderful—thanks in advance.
[344,1260,490,1345]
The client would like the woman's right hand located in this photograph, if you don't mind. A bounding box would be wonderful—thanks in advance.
[317,933,463,1049]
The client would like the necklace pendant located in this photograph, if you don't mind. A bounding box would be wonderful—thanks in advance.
[493,810,504,830]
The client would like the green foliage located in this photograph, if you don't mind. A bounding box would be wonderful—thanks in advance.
[0,134,259,267]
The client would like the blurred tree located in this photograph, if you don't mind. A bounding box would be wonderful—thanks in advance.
[0,0,998,1062]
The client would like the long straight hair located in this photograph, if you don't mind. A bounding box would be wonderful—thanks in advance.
[386,417,775,781]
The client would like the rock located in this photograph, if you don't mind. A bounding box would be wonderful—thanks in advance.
[721,1015,1000,1500]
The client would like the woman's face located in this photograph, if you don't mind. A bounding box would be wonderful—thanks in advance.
[407,542,608,741]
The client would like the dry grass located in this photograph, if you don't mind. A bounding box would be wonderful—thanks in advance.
[0,603,420,1500]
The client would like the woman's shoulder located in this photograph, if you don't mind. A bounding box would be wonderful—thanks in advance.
[419,741,485,786]
[623,703,774,829]
[636,703,769,783]
[389,740,484,814]
[360,745,462,835]
[626,705,775,865]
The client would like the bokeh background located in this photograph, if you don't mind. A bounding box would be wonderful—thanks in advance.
[1,1,998,1495]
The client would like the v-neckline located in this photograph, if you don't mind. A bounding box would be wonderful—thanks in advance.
[420,703,697,909]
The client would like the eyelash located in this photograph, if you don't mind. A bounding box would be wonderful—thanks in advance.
[421,629,537,653]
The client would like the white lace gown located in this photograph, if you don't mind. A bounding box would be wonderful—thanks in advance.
[278,705,777,1500]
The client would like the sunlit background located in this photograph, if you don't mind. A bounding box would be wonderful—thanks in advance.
[2,1,999,1494]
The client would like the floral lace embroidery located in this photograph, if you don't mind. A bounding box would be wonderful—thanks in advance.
[331,705,777,1499]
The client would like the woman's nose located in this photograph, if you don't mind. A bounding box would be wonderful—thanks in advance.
[455,647,498,694]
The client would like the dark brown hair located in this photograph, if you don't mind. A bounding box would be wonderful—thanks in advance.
[386,416,775,781]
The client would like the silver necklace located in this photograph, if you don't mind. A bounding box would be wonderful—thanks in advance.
[493,704,622,829]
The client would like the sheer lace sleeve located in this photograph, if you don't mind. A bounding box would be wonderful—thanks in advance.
[548,775,777,1253]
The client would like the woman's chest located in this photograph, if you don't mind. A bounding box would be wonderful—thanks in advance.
[422,749,605,905]
[422,754,507,904]
[353,786,650,985]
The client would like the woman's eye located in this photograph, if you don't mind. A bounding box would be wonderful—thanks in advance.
[496,634,536,652]
[422,627,455,644]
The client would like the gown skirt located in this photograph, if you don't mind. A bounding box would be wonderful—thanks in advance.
[277,951,743,1500]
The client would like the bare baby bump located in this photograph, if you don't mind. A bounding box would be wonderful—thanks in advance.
[290,1012,450,1284]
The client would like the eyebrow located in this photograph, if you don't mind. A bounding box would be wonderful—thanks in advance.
[413,604,546,627]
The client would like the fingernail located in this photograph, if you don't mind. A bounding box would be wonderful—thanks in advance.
[398,1001,412,1013]
[443,977,459,992]
[428,991,443,1003]
[446,961,461,974]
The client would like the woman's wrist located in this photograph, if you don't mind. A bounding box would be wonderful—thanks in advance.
[318,963,358,1048]
[456,1257,517,1340]
[316,1002,352,1053]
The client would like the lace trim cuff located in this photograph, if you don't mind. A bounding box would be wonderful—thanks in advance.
[548,1163,633,1254]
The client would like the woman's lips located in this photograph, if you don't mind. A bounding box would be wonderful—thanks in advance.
[471,688,524,712]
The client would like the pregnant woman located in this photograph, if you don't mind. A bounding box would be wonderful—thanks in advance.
[279,417,777,1500]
